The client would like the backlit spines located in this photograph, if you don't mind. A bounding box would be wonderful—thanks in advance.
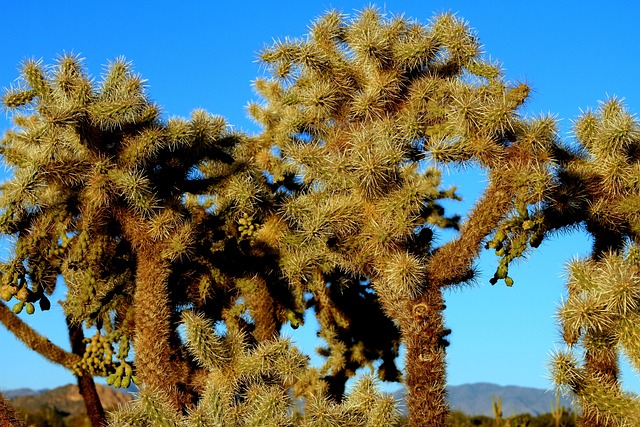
[108,310,399,426]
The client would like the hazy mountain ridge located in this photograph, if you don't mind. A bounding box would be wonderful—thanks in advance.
[389,383,573,417]
[4,382,568,419]
[2,388,49,399]
[447,382,572,416]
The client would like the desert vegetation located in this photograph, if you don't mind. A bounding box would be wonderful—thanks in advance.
[1,6,640,427]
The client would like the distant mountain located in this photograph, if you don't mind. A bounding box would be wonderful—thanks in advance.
[391,383,572,417]
[448,382,572,416]
[10,384,132,417]
[5,382,569,419]
[2,388,49,399]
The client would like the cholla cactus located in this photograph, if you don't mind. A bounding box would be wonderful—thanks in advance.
[0,391,26,427]
[0,55,242,411]
[250,8,559,426]
[552,250,640,427]
[109,310,400,427]
[548,100,640,426]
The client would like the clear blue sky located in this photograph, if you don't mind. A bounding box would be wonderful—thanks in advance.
[2,0,640,394]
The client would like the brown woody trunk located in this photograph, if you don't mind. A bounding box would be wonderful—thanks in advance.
[401,286,449,427]
[67,317,106,427]
[244,276,278,342]
[116,209,196,410]
[132,243,194,409]
[402,177,515,426]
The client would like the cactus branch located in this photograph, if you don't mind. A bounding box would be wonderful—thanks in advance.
[427,163,519,288]
[0,301,80,369]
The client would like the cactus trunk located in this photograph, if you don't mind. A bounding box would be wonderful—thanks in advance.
[133,244,194,409]
[401,286,449,427]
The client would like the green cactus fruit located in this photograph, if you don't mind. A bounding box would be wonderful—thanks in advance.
[106,374,116,386]
[505,277,514,287]
[121,375,131,388]
[496,264,508,279]
[516,203,528,218]
[39,296,51,311]
[16,287,29,302]
[0,288,12,302]
[12,301,24,314]
[25,302,35,315]
[286,310,301,329]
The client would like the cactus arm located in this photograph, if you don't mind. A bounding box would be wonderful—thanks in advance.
[426,177,514,288]
[0,301,80,369]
